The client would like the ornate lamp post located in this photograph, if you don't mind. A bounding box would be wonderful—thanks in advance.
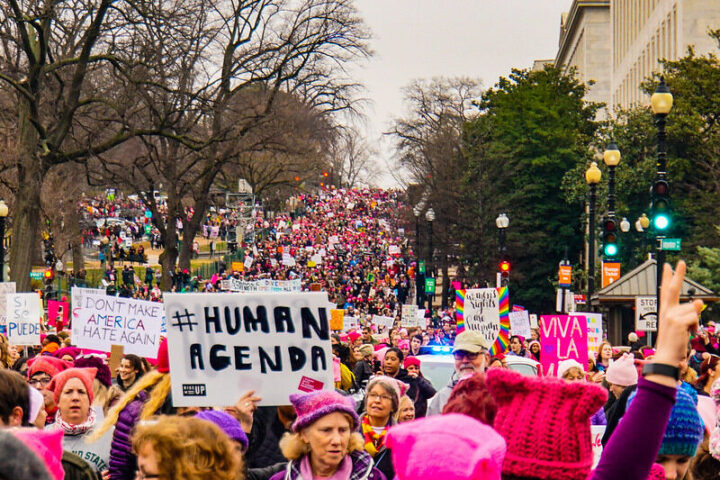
[425,208,435,310]
[650,78,673,318]
[585,162,602,304]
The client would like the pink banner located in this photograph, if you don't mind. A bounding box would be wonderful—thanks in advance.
[47,300,70,329]
[539,315,588,377]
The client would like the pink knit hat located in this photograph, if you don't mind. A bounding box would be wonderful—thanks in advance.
[12,428,65,480]
[387,413,506,480]
[290,390,359,432]
[485,368,607,480]
[605,353,638,387]
[366,375,409,406]
[646,463,665,480]
[48,367,97,404]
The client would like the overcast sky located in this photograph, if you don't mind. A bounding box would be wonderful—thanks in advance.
[351,0,572,186]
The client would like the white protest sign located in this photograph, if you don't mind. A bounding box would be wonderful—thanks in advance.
[373,315,395,330]
[343,316,358,331]
[0,282,16,333]
[71,290,164,358]
[416,309,426,327]
[591,425,606,468]
[635,296,657,332]
[508,310,531,338]
[164,292,334,406]
[529,314,538,329]
[388,245,400,255]
[401,304,418,326]
[463,288,501,348]
[310,254,323,265]
[7,293,42,345]
[244,256,254,269]
[576,312,604,357]
[282,253,296,266]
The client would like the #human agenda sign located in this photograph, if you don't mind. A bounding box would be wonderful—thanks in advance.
[164,291,334,406]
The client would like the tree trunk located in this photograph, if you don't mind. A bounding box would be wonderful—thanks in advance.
[178,196,209,272]
[11,94,43,292]
[441,260,450,309]
[66,203,85,273]
[159,210,179,291]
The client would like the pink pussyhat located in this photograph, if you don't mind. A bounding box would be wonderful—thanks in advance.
[12,428,65,480]
[485,368,607,480]
[387,413,506,480]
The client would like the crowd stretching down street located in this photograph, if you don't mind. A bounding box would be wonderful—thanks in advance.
[0,186,718,480]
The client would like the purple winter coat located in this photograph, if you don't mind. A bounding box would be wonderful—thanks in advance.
[109,390,148,480]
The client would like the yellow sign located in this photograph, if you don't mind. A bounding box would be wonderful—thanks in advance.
[231,261,244,272]
[330,309,344,331]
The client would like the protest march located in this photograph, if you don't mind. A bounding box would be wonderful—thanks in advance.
[0,187,717,480]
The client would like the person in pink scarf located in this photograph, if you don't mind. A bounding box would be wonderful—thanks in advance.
[45,367,113,476]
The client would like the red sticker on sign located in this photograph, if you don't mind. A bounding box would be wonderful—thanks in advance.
[298,376,325,393]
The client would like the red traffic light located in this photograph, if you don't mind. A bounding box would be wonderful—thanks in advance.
[323,172,329,178]
[44,268,54,281]
[499,260,511,273]
[603,218,617,231]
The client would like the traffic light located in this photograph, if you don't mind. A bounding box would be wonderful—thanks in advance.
[651,179,671,231]
[499,259,511,287]
[602,217,618,258]
[323,172,329,178]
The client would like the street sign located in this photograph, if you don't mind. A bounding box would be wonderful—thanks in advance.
[574,294,587,304]
[425,277,436,294]
[418,260,426,274]
[29,271,43,280]
[601,262,621,288]
[660,238,681,251]
[144,225,152,235]
[558,265,572,287]
[635,296,657,331]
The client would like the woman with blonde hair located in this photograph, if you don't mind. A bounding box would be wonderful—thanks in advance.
[132,415,241,480]
[93,339,175,480]
[395,395,415,423]
[271,390,384,480]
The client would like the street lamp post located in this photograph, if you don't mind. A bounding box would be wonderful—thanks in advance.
[495,213,509,287]
[0,200,8,282]
[413,206,423,307]
[425,208,435,311]
[651,78,673,320]
[603,142,621,216]
[585,162,602,307]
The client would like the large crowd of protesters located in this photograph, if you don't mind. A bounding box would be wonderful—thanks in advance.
[1,187,720,479]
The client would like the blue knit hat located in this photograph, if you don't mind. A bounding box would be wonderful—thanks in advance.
[630,387,703,457]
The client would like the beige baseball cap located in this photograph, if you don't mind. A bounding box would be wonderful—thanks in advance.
[452,330,490,354]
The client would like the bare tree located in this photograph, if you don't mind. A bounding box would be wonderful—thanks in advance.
[86,0,370,288]
[0,0,172,290]
[328,127,379,188]
[389,77,482,306]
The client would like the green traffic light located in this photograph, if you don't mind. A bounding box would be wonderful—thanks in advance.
[604,244,618,257]
[654,214,670,230]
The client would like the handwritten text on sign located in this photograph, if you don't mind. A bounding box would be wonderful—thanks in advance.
[164,292,334,407]
[463,288,501,348]
[7,293,42,345]
[540,315,588,377]
[71,289,164,358]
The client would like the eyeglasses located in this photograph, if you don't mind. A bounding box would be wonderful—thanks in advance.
[453,351,480,361]
[367,393,393,402]
[28,376,52,387]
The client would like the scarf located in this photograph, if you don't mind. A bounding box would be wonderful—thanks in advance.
[51,406,96,436]
[361,415,388,457]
